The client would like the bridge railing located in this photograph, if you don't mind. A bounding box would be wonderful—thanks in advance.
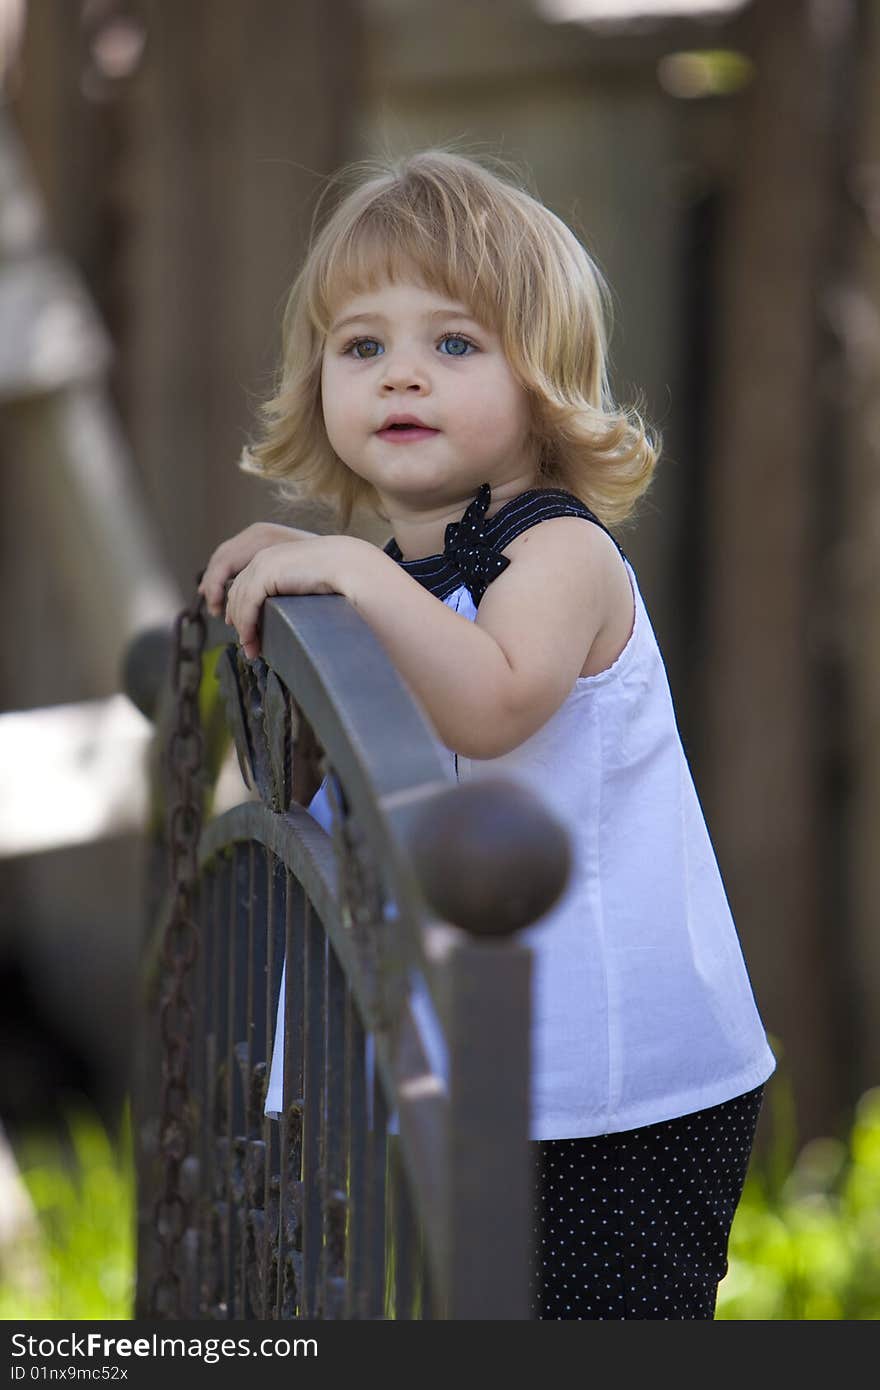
[125,589,570,1320]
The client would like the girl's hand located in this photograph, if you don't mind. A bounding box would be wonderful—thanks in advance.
[198,521,318,617]
[225,535,370,661]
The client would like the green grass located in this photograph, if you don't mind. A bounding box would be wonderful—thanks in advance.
[717,1085,880,1319]
[0,1104,135,1320]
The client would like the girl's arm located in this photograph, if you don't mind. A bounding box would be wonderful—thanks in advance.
[224,518,620,760]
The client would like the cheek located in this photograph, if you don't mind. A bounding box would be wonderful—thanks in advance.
[320,362,347,440]
[509,374,533,437]
[483,377,531,441]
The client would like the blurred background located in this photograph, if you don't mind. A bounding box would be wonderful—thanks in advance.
[1,0,878,1317]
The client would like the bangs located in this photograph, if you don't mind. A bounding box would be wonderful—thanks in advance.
[304,185,512,338]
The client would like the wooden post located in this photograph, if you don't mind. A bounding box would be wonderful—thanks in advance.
[701,0,850,1140]
[841,1,880,1097]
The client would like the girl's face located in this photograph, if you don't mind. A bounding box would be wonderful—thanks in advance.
[320,279,537,514]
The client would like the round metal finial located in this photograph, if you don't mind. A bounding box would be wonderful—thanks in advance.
[407,777,571,936]
[122,624,173,720]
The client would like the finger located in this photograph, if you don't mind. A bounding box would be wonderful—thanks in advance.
[235,612,261,660]
[199,567,224,614]
[224,585,236,629]
[220,561,249,610]
[226,576,261,655]
[203,588,221,617]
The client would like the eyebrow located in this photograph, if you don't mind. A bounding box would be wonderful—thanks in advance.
[330,306,481,333]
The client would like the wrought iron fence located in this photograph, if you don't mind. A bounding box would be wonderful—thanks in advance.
[125,589,570,1320]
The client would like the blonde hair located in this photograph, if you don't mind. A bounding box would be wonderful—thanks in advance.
[244,147,660,531]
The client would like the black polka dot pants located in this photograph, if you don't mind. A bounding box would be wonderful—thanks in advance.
[529,1085,764,1319]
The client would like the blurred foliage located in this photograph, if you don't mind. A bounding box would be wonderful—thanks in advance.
[0,1105,134,1320]
[658,47,755,99]
[718,1082,880,1320]
[1,1081,877,1319]
[198,643,233,815]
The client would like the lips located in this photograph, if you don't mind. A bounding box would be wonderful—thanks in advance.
[376,414,440,443]
[378,413,437,432]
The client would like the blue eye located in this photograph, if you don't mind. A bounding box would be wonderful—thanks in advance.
[439,334,475,356]
[348,338,382,360]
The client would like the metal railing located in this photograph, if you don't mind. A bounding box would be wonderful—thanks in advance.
[126,590,570,1320]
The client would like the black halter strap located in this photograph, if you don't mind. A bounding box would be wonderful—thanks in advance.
[384,483,626,605]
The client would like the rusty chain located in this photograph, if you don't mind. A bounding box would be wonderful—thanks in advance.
[150,588,207,1318]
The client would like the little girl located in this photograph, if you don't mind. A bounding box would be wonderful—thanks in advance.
[199,148,776,1320]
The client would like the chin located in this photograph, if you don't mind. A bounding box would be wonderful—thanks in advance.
[373,464,458,496]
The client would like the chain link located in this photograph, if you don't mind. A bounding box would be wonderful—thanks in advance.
[150,589,207,1318]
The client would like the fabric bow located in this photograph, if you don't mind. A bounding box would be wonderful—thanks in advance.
[443,482,510,604]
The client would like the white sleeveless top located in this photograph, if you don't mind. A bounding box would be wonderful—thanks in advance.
[265,486,775,1139]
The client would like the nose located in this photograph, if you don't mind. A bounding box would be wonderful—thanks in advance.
[379,344,430,393]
